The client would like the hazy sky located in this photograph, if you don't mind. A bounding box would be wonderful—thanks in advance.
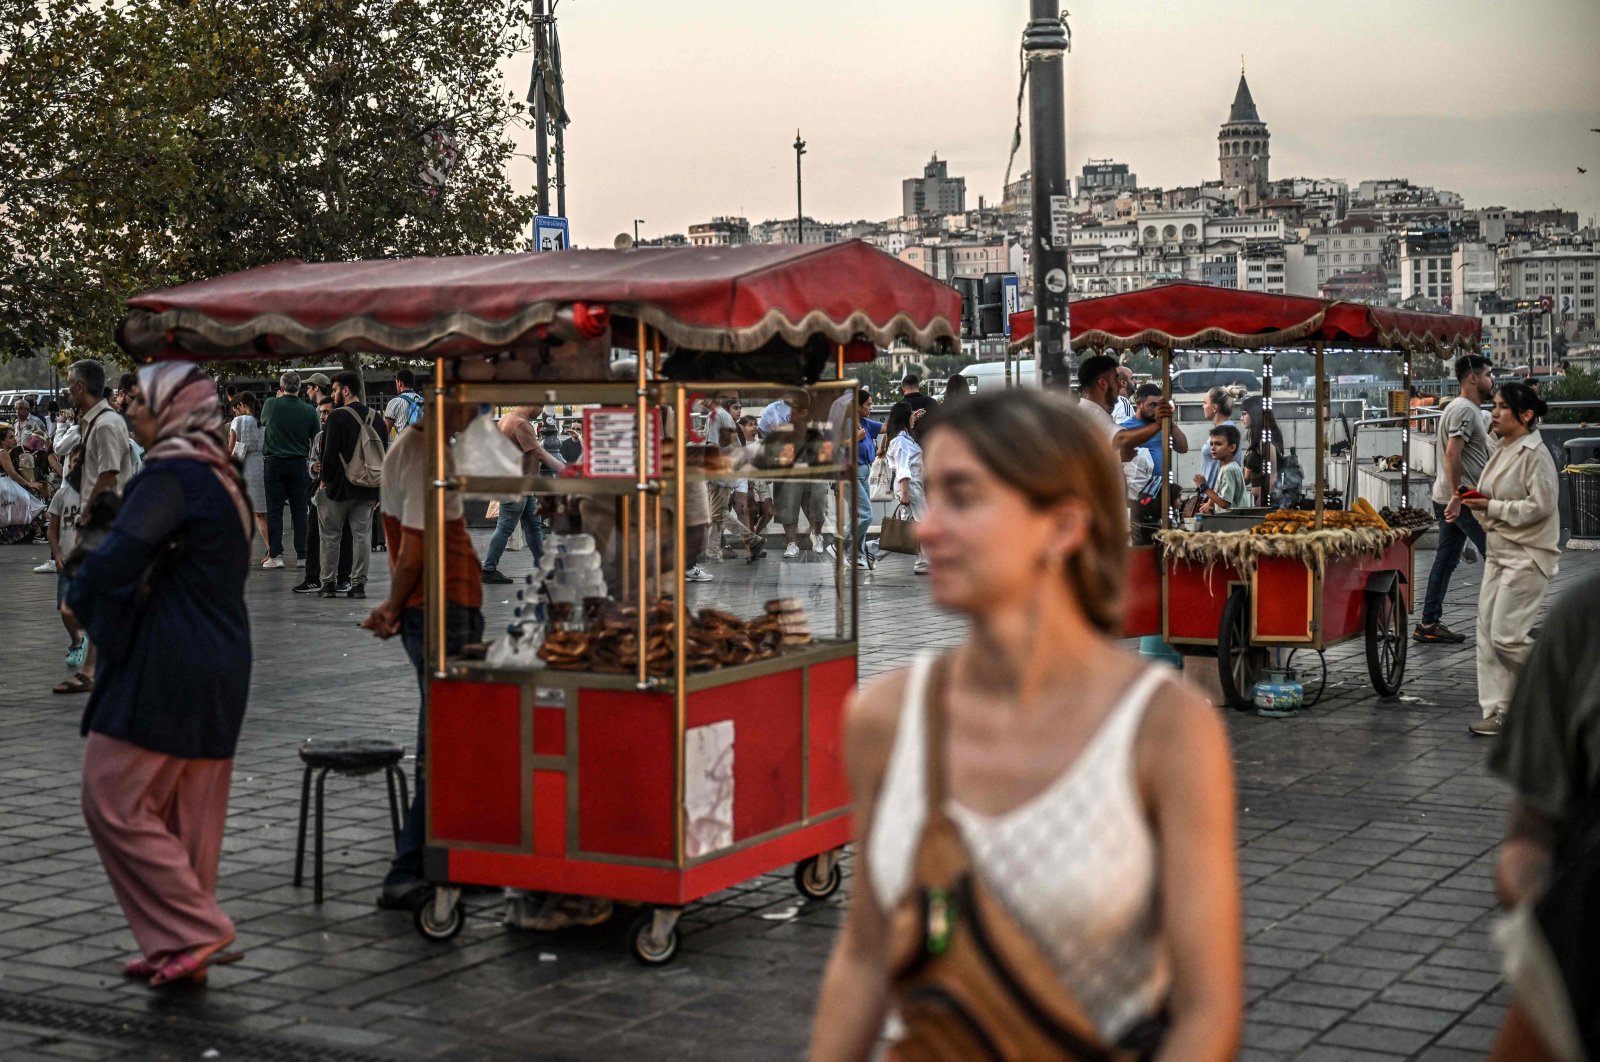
[506,0,1600,247]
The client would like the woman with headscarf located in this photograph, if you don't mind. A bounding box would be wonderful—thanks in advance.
[66,361,252,987]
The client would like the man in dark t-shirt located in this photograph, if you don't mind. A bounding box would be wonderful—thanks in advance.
[898,373,936,415]
[260,371,321,568]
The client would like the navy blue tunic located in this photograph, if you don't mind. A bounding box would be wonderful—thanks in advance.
[69,459,251,760]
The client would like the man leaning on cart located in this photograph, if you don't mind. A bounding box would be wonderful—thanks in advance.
[360,402,485,910]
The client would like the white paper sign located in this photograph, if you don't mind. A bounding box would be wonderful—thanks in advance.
[684,721,734,858]
[1050,195,1072,250]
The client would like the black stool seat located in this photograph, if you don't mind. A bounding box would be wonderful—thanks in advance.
[293,739,410,904]
[299,739,404,774]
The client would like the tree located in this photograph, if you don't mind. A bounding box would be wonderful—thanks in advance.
[0,0,541,367]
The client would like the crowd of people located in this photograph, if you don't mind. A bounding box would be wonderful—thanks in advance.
[15,351,1590,1057]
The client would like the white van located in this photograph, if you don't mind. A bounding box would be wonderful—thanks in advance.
[958,360,1039,393]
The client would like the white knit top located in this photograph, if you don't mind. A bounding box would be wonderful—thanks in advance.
[869,655,1172,1042]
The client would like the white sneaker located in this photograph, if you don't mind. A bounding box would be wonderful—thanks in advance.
[783,543,800,560]
[811,533,825,554]
[856,557,870,569]
[295,556,305,569]
[685,566,714,583]
[913,560,930,575]
[33,559,57,574]
[262,556,285,569]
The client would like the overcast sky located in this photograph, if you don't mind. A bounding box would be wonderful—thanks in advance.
[505,0,1600,247]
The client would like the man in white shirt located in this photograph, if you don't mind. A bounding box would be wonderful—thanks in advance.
[65,359,132,523]
[1111,365,1136,423]
[383,368,424,436]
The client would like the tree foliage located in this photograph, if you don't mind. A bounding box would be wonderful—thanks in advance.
[1,0,541,366]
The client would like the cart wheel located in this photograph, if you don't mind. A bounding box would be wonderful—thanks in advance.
[1365,581,1408,696]
[1217,588,1268,711]
[627,912,680,966]
[413,894,464,942]
[794,854,843,901]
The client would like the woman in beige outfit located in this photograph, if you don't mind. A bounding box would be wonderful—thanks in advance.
[1449,382,1559,737]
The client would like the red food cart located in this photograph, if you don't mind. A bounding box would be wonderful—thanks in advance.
[1010,284,1481,707]
[119,241,961,962]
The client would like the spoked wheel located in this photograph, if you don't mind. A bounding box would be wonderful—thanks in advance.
[1217,587,1268,710]
[1365,581,1408,696]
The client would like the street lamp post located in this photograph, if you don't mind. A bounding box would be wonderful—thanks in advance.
[634,219,644,244]
[1025,2,1071,389]
[794,130,807,245]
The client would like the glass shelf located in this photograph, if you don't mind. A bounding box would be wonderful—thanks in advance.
[454,464,852,498]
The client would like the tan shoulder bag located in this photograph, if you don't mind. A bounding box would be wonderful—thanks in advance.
[884,656,1164,1062]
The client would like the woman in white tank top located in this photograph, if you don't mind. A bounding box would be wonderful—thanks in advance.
[811,389,1242,1061]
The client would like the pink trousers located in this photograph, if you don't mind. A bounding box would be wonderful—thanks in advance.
[81,732,236,962]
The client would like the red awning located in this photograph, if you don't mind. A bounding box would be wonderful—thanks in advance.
[118,241,961,362]
[1007,282,1481,354]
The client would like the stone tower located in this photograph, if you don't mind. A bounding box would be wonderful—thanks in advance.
[1218,67,1269,208]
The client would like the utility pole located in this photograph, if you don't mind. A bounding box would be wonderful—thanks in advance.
[1025,2,1071,389]
[531,0,550,215]
[794,130,807,244]
[634,219,644,244]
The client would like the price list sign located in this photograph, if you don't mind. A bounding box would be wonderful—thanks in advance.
[582,407,662,479]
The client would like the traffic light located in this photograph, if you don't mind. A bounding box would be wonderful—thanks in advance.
[951,277,981,339]
[978,273,1008,337]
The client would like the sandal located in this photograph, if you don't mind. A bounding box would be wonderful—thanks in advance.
[125,952,242,979]
[148,940,243,987]
[52,672,93,695]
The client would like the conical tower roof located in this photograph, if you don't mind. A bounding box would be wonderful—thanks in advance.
[1227,73,1260,124]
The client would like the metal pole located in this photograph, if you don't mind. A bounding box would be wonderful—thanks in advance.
[1025,2,1071,389]
[555,121,567,219]
[532,0,550,215]
[794,131,806,244]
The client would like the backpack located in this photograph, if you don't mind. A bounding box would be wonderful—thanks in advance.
[394,391,423,427]
[340,407,387,489]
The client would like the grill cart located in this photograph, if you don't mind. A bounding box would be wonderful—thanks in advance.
[119,240,960,963]
[1011,284,1481,708]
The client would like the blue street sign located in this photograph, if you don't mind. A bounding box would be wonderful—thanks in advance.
[1002,274,1020,337]
[534,215,570,252]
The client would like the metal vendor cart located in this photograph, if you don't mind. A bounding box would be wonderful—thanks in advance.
[1011,285,1481,708]
[119,241,961,963]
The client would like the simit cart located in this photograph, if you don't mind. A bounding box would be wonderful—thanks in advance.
[119,241,961,962]
[1010,284,1481,708]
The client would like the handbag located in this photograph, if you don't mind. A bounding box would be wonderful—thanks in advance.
[879,503,919,555]
[869,455,896,503]
[886,656,1166,1061]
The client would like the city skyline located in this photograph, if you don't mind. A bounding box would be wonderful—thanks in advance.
[507,0,1600,246]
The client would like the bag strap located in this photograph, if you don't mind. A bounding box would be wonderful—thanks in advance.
[923,655,954,825]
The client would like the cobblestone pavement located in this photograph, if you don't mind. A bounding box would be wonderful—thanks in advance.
[1,530,1593,1061]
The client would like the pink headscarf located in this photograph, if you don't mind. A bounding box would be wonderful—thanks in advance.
[136,361,252,538]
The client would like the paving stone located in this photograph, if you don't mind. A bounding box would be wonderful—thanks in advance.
[0,541,1590,1057]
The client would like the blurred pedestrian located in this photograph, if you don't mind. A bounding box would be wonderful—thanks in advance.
[941,374,971,405]
[1238,395,1281,507]
[259,371,319,570]
[383,368,424,436]
[480,403,564,584]
[1416,354,1495,644]
[1199,386,1237,489]
[69,361,252,987]
[1485,569,1600,1062]
[0,422,47,544]
[227,391,269,561]
[66,359,133,519]
[1456,382,1560,737]
[884,401,928,575]
[812,390,1240,1061]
